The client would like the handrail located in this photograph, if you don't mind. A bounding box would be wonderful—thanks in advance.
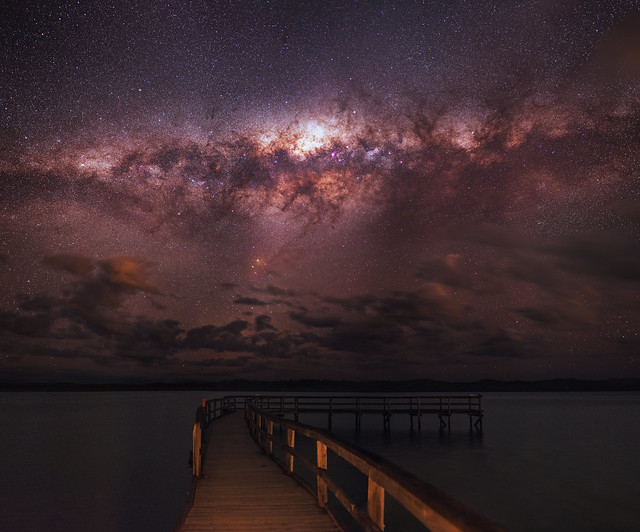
[190,396,244,477]
[245,398,504,532]
[248,394,483,431]
[248,394,482,410]
[190,393,483,476]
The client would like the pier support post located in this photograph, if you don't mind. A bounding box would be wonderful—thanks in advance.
[367,477,385,530]
[383,397,391,432]
[266,420,273,456]
[191,422,202,478]
[316,441,328,508]
[286,428,295,474]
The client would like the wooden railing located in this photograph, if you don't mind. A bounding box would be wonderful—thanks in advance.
[245,398,504,532]
[249,394,484,431]
[190,396,244,477]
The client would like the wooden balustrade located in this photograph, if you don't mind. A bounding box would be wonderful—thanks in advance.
[243,394,484,431]
[244,398,503,532]
[191,394,483,477]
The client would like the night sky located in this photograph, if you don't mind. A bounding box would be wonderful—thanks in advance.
[1,1,639,383]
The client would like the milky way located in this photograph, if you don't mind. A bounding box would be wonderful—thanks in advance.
[1,1,639,382]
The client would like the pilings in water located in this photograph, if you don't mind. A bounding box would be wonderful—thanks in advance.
[251,394,484,434]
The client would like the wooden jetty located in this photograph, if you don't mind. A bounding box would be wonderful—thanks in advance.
[248,394,485,432]
[179,395,504,532]
[180,412,339,531]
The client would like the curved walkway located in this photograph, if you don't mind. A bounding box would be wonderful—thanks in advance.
[180,412,339,531]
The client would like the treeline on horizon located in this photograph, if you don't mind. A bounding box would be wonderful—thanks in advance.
[2,377,640,392]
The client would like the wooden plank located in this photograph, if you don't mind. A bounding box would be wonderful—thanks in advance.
[180,413,339,532]
[316,441,328,508]
[367,478,385,531]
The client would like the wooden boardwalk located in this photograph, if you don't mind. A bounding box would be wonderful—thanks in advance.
[179,412,339,531]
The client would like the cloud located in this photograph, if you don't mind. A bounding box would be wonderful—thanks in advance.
[0,310,53,338]
[506,252,567,294]
[288,311,343,328]
[317,318,405,354]
[188,355,252,368]
[471,328,538,358]
[610,199,640,224]
[517,302,598,330]
[233,296,267,306]
[322,294,378,313]
[98,256,161,293]
[589,12,640,77]
[255,284,299,297]
[324,286,464,323]
[40,254,162,312]
[255,314,276,331]
[43,253,95,278]
[417,254,473,289]
[377,285,463,322]
[184,320,251,352]
[250,331,295,358]
[551,232,640,282]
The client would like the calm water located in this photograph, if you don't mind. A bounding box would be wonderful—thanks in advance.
[1,391,639,531]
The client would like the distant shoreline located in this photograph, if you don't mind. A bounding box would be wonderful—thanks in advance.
[1,378,639,392]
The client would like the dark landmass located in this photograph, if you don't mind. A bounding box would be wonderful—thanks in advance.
[1,378,640,392]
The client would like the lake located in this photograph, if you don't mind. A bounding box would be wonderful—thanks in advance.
[1,391,639,531]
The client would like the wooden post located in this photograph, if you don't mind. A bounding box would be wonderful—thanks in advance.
[383,397,391,431]
[316,441,328,508]
[192,422,202,478]
[409,397,414,432]
[266,420,273,455]
[257,414,262,445]
[367,477,385,530]
[286,428,295,474]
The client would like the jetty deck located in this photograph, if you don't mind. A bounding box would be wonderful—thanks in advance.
[179,395,504,531]
[180,412,339,531]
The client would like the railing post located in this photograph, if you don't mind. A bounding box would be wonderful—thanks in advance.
[257,414,262,445]
[368,477,385,530]
[383,397,390,431]
[316,441,328,508]
[192,421,202,478]
[286,428,295,474]
[266,419,273,455]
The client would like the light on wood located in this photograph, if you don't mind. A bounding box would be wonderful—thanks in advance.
[286,428,295,474]
[368,477,385,530]
[316,441,328,508]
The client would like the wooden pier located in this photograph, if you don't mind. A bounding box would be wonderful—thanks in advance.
[179,395,504,532]
[249,394,484,432]
[180,412,339,531]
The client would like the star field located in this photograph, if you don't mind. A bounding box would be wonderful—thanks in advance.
[1,1,639,383]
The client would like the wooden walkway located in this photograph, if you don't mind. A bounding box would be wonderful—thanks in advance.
[179,412,339,531]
